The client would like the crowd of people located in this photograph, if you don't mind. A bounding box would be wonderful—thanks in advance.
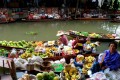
[0,8,110,23]
[0,8,15,22]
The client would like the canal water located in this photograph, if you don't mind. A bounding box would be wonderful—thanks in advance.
[0,20,120,52]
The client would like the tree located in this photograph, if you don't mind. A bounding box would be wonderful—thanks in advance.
[113,0,119,12]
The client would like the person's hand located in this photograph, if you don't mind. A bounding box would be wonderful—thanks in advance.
[101,66,107,70]
[99,62,102,67]
[74,43,78,48]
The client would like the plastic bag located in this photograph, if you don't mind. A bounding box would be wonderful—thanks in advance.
[98,53,104,63]
[28,56,43,64]
[90,72,108,80]
[60,58,66,64]
[14,58,28,69]
[104,68,120,80]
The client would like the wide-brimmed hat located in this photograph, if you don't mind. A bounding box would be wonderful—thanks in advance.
[56,31,65,36]
[94,41,100,46]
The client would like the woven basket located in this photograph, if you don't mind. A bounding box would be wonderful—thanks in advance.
[26,64,34,71]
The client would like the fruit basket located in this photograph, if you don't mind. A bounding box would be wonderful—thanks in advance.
[39,65,53,72]
[37,61,53,72]
[42,61,52,67]
[26,64,34,71]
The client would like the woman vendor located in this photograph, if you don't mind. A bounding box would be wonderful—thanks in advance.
[72,36,86,53]
[91,41,120,74]
[56,30,68,46]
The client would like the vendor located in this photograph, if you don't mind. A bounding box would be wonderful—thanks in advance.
[91,41,120,74]
[9,48,18,58]
[56,30,68,46]
[72,36,86,52]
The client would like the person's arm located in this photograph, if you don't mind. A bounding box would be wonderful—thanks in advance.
[72,41,77,48]
[101,53,106,63]
[99,52,106,68]
[74,58,83,67]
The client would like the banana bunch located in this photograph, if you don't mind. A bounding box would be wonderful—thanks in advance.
[45,47,57,53]
[84,63,93,69]
[89,33,102,38]
[85,56,95,63]
[19,53,32,59]
[46,52,54,57]
[82,56,95,74]
[82,63,93,75]
[63,65,81,80]
[69,67,78,76]
[82,68,88,74]
[71,74,80,80]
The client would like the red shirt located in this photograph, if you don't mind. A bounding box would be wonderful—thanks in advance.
[59,35,68,46]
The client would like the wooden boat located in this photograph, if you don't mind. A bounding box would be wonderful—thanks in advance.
[110,19,120,23]
[68,30,120,42]
[21,17,109,22]
[0,20,15,24]
[43,53,99,64]
[21,18,69,22]
[0,45,25,50]
[76,17,109,20]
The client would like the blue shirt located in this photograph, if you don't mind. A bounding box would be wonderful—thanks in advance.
[74,58,83,68]
[104,50,120,70]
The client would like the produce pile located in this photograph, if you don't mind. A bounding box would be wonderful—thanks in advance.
[62,64,81,80]
[82,56,95,74]
[36,71,60,80]
[0,40,99,80]
[18,71,60,80]
[69,30,117,39]
[0,48,9,56]
[0,40,34,48]
[0,39,99,60]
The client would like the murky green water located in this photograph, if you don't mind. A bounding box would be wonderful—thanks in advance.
[0,20,120,53]
[0,20,120,41]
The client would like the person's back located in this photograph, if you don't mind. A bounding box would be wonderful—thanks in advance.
[59,35,68,46]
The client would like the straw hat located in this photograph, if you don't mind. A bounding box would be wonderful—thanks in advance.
[94,41,100,46]
[56,31,65,36]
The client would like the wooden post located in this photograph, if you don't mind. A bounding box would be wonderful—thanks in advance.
[3,60,5,74]
[75,0,79,19]
[11,60,17,80]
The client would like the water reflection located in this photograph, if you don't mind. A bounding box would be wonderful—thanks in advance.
[101,22,120,35]
[116,25,120,35]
